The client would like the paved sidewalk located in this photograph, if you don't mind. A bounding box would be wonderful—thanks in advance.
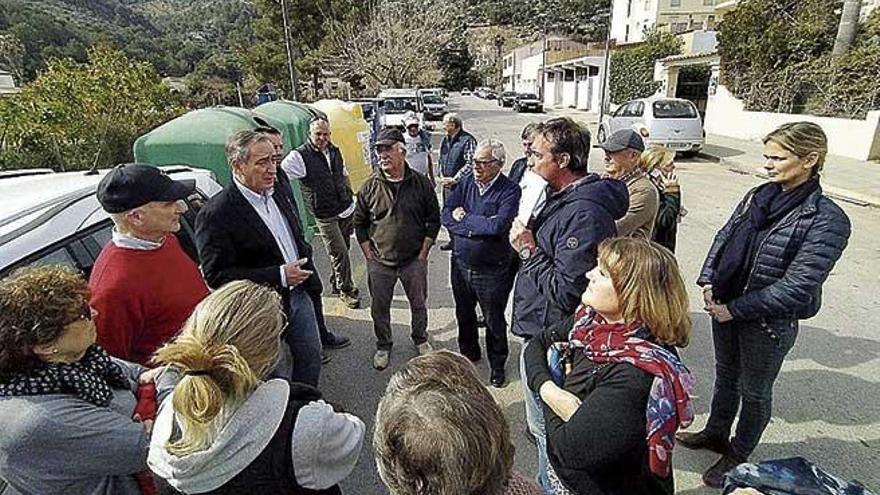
[701,134,880,208]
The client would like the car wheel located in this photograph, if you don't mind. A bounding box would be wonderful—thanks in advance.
[597,125,607,143]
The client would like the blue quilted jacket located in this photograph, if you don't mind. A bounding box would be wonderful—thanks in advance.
[698,186,851,322]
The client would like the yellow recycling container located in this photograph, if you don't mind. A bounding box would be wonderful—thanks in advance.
[309,100,373,192]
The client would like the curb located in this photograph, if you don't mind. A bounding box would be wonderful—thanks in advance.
[699,152,879,208]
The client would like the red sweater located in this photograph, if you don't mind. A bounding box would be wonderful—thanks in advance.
[89,235,209,365]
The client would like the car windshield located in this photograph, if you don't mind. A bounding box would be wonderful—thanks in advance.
[519,94,538,100]
[652,100,698,119]
[502,92,516,97]
[423,95,443,104]
[384,98,418,114]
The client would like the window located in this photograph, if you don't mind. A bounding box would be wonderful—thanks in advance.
[652,100,698,119]
[670,0,681,6]
[703,0,714,4]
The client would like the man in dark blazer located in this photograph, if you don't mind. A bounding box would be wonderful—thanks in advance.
[196,129,323,386]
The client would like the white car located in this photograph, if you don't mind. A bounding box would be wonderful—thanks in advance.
[378,89,424,129]
[0,166,222,277]
[598,97,704,154]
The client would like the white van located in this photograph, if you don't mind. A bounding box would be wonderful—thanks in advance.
[378,89,424,129]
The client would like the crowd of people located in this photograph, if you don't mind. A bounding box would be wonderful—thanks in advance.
[0,111,852,495]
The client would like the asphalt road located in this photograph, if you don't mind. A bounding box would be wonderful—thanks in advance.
[318,94,880,494]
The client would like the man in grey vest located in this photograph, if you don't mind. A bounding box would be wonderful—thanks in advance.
[437,112,477,250]
[281,118,360,309]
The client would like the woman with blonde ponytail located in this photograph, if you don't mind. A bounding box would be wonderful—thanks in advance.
[147,281,364,494]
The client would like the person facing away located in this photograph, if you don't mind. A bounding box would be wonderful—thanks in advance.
[374,350,542,495]
[90,163,209,366]
[596,129,659,240]
[641,145,685,253]
[148,280,365,494]
[524,238,694,495]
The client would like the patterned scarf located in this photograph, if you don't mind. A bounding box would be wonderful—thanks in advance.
[0,345,130,407]
[548,305,695,477]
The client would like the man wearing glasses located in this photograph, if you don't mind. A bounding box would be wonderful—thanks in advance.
[441,139,521,387]
[354,128,440,371]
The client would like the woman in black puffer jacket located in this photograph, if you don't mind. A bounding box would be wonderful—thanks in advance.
[679,122,851,487]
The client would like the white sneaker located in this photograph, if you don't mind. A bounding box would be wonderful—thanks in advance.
[373,350,390,370]
[416,341,434,355]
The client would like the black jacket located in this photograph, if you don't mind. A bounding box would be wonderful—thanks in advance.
[652,189,681,253]
[511,174,628,338]
[195,171,322,298]
[698,186,851,322]
[525,315,674,495]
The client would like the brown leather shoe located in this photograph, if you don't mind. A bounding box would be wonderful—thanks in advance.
[676,430,731,455]
[702,454,746,488]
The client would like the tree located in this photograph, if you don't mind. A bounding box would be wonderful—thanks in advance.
[0,46,182,171]
[437,30,481,91]
[469,0,611,42]
[832,0,862,56]
[0,33,25,83]
[327,0,463,89]
[608,30,681,104]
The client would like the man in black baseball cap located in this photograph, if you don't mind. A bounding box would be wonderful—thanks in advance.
[596,129,659,239]
[89,163,209,365]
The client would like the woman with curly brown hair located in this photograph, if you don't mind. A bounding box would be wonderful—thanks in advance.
[0,265,168,495]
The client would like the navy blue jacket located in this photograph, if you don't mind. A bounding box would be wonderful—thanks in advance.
[698,186,850,322]
[441,173,521,270]
[512,175,629,338]
[509,157,528,185]
[439,129,476,178]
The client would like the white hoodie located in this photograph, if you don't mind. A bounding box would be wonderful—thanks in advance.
[148,379,364,493]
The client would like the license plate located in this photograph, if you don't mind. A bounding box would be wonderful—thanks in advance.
[668,142,691,150]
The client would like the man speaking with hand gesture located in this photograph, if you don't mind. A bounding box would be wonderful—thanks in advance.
[196,129,324,386]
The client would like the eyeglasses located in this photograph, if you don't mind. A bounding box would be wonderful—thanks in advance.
[473,159,500,168]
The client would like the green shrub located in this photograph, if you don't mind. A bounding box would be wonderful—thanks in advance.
[609,30,681,104]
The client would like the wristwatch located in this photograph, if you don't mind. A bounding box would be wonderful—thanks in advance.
[518,246,533,261]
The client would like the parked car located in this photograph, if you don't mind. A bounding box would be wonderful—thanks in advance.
[474,87,492,98]
[598,97,704,154]
[422,94,447,120]
[498,91,517,107]
[461,88,472,96]
[484,90,497,100]
[514,93,543,113]
[378,88,424,129]
[0,166,222,278]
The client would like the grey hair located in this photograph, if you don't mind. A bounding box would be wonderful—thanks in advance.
[442,112,462,128]
[475,139,506,166]
[309,118,330,132]
[225,130,272,167]
[521,122,540,140]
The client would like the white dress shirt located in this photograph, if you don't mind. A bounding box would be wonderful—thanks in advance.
[280,148,355,219]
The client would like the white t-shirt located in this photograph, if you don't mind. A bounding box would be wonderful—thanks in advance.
[403,131,431,177]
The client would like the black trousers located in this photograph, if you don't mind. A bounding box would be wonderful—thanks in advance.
[451,256,516,372]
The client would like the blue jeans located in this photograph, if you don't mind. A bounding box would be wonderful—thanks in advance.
[705,318,798,458]
[451,257,516,371]
[520,343,551,493]
[285,287,322,387]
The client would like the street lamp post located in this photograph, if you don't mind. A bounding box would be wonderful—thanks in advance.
[280,0,299,101]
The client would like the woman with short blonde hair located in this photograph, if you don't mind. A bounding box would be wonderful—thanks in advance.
[682,121,850,487]
[524,238,694,495]
[148,280,364,494]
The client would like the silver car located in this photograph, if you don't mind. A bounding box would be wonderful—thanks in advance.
[0,166,222,277]
[598,97,704,154]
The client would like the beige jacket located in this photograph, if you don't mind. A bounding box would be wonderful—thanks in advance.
[616,171,659,239]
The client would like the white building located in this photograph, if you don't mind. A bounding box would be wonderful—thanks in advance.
[611,0,720,44]
[0,70,20,97]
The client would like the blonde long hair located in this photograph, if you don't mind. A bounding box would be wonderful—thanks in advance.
[152,281,285,455]
[598,238,691,347]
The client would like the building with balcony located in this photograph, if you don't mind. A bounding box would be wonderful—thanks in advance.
[611,0,721,44]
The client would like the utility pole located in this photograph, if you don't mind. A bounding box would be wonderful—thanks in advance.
[494,35,504,91]
[598,12,612,132]
[280,0,299,100]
